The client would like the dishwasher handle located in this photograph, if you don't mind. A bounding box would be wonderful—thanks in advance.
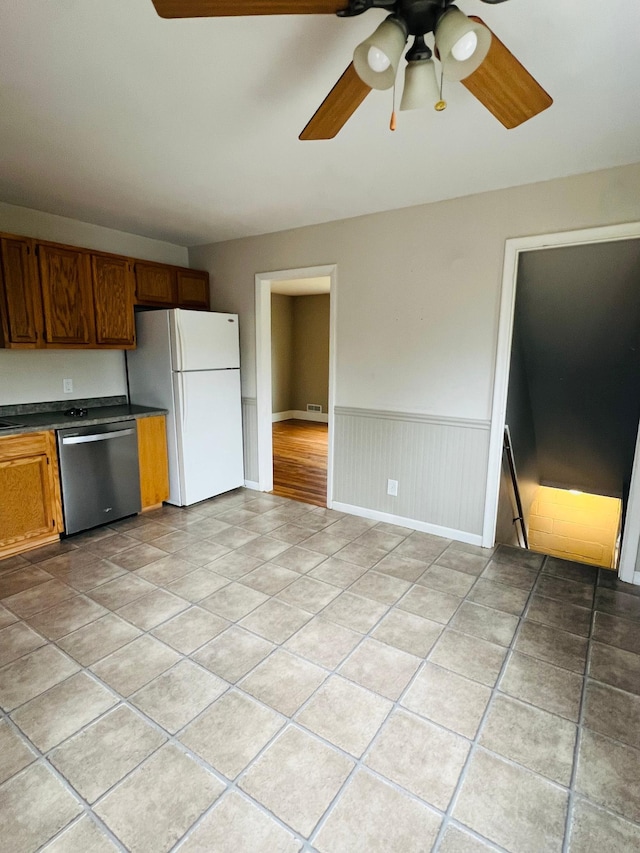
[61,428,136,445]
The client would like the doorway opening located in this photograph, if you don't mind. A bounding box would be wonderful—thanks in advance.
[255,265,337,508]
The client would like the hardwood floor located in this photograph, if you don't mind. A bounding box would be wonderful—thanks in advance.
[271,419,328,507]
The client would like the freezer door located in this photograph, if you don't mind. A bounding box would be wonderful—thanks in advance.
[170,309,240,371]
[173,369,244,505]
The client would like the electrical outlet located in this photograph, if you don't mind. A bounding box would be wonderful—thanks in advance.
[387,479,398,497]
[63,378,73,394]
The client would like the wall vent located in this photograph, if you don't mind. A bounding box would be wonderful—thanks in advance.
[307,404,322,413]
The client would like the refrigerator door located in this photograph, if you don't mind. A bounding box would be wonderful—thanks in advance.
[170,309,240,372]
[172,368,244,505]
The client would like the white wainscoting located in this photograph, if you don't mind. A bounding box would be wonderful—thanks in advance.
[332,407,491,539]
[241,397,259,486]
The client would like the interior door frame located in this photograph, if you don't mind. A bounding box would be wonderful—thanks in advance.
[483,220,640,584]
[255,264,337,505]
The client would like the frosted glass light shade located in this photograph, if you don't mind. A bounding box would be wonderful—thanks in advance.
[353,17,407,90]
[400,59,440,111]
[435,6,491,81]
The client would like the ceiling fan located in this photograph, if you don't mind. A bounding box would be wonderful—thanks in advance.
[150,0,552,140]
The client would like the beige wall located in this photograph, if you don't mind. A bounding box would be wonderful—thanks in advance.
[190,163,640,535]
[291,294,329,414]
[271,294,293,412]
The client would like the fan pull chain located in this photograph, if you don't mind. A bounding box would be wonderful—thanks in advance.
[390,80,397,131]
[435,63,447,112]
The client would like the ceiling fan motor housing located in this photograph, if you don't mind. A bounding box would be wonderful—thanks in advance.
[341,0,457,37]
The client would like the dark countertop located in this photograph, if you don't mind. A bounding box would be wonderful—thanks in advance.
[0,404,167,437]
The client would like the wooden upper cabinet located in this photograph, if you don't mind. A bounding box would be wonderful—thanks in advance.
[38,244,95,345]
[92,255,136,347]
[176,269,210,310]
[0,236,43,347]
[135,262,175,306]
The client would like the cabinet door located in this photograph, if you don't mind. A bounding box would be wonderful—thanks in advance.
[0,236,43,347]
[176,269,210,310]
[38,245,95,345]
[0,432,62,557]
[135,263,175,305]
[92,255,136,346]
[137,415,169,510]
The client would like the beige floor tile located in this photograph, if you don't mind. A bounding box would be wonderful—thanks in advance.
[314,769,441,853]
[480,694,577,785]
[284,617,360,669]
[11,671,117,751]
[135,555,196,586]
[180,689,284,778]
[27,595,107,640]
[569,798,640,851]
[401,662,491,739]
[116,588,188,630]
[164,567,229,602]
[87,573,156,610]
[38,550,97,574]
[322,591,388,634]
[205,550,263,579]
[308,556,368,588]
[467,578,529,616]
[366,709,469,809]
[536,575,594,609]
[589,642,640,695]
[240,650,326,716]
[107,542,168,571]
[429,630,507,687]
[493,545,544,571]
[0,763,82,853]
[439,825,499,851]
[481,560,538,591]
[0,645,80,711]
[0,565,54,599]
[119,520,174,542]
[348,571,411,605]
[576,729,640,822]
[296,675,392,757]
[302,531,352,557]
[340,637,420,700]
[277,576,340,613]
[50,705,166,802]
[526,594,591,637]
[583,679,640,749]
[177,791,302,853]
[239,597,311,643]
[85,534,140,558]
[364,552,428,584]
[237,535,291,561]
[95,744,224,853]
[543,557,597,584]
[173,538,230,567]
[334,542,388,570]
[398,585,461,623]
[516,621,588,674]
[593,588,640,622]
[592,610,640,656]
[56,613,141,666]
[51,560,126,593]
[146,530,201,554]
[152,606,228,654]
[499,651,583,721]
[242,563,300,595]
[0,621,47,666]
[239,726,353,838]
[90,634,180,696]
[0,602,18,628]
[372,609,442,657]
[453,749,568,853]
[417,563,477,597]
[200,582,268,621]
[355,527,406,552]
[131,659,226,734]
[395,532,450,563]
[41,816,119,852]
[193,625,274,682]
[323,516,376,539]
[0,719,35,783]
[2,579,76,619]
[0,554,33,573]
[450,601,519,648]
[435,549,489,576]
[270,546,327,573]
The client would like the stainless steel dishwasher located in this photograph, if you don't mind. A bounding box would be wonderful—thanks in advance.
[57,420,142,535]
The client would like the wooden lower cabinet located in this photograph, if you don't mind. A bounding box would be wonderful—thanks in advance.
[137,415,170,510]
[0,431,63,559]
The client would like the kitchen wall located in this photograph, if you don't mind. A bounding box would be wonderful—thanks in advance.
[0,201,188,405]
[190,163,640,540]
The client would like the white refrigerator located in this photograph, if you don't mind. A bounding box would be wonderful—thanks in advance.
[127,309,244,506]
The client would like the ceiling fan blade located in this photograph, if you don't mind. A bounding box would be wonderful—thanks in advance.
[299,63,371,140]
[151,0,347,17]
[461,16,552,129]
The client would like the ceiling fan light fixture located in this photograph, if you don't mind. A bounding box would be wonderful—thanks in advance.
[353,15,408,90]
[435,6,491,81]
[400,58,440,112]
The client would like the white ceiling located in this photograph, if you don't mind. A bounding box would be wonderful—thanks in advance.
[0,1,639,247]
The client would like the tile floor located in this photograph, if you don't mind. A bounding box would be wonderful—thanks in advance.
[1,489,640,852]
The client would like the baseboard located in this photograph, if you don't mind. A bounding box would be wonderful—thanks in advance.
[272,410,329,424]
[244,480,261,491]
[331,501,483,547]
[634,571,640,586]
